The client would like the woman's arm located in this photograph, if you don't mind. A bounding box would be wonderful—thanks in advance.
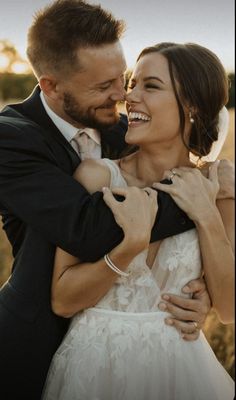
[153,160,235,323]
[51,159,158,317]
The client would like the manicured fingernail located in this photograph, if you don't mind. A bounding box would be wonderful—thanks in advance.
[102,187,108,192]
[165,318,173,325]
[158,302,167,311]
[162,294,169,301]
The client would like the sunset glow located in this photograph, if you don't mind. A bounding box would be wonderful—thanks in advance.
[0,54,9,71]
[10,61,30,74]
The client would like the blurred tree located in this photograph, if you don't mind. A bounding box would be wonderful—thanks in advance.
[0,39,17,71]
[0,72,37,101]
[0,39,37,102]
[0,39,30,74]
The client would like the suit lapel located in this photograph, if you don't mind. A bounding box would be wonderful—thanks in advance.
[10,86,80,172]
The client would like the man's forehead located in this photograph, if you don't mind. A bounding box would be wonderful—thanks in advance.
[76,42,126,70]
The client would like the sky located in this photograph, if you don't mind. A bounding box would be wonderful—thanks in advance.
[0,0,234,72]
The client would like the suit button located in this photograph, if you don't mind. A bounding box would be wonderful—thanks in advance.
[181,218,186,225]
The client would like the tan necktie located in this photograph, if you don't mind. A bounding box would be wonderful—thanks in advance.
[71,130,101,160]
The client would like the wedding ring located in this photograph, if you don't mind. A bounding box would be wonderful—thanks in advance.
[168,169,178,182]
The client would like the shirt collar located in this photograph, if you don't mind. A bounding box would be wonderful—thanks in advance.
[40,91,100,145]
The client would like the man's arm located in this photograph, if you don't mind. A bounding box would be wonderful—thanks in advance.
[0,118,194,262]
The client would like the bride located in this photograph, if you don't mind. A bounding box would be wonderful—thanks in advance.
[42,43,234,399]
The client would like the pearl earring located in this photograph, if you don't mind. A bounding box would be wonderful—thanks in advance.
[189,111,194,124]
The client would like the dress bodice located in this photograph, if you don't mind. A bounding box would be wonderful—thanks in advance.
[95,159,202,313]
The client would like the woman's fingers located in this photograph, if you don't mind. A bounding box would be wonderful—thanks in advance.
[102,187,121,210]
[102,186,159,248]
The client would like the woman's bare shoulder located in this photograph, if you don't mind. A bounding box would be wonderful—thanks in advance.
[73,159,111,194]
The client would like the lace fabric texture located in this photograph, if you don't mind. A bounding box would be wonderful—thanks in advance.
[42,158,234,400]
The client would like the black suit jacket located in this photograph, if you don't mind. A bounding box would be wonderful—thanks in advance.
[0,86,194,399]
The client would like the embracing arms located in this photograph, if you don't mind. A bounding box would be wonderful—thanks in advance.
[51,160,158,316]
[51,159,211,340]
[0,117,193,261]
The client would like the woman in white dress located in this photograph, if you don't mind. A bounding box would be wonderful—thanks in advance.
[42,43,234,399]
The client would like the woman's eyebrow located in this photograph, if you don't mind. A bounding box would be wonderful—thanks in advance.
[143,76,164,84]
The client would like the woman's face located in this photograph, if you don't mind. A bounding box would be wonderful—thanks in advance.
[125,52,189,147]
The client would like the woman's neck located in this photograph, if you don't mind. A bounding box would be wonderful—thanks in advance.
[120,142,194,187]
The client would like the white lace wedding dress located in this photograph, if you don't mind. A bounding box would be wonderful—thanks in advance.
[42,159,234,400]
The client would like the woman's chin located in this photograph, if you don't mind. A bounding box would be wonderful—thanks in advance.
[125,132,139,145]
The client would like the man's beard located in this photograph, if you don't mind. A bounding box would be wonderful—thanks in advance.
[63,92,120,130]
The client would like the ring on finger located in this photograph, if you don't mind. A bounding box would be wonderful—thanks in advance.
[168,169,178,181]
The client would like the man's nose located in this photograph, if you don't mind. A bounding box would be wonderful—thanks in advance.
[110,80,126,102]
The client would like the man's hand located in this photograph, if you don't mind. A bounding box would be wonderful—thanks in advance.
[158,278,211,341]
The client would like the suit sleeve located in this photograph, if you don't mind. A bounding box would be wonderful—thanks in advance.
[0,119,194,262]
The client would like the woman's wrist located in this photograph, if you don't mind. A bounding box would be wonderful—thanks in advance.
[122,231,150,254]
[108,234,149,274]
[193,204,222,226]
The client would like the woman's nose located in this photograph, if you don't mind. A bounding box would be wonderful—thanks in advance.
[125,88,141,104]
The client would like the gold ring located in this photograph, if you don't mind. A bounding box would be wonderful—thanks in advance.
[168,173,175,181]
[168,169,178,181]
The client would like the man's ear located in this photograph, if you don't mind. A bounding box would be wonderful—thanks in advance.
[39,75,62,101]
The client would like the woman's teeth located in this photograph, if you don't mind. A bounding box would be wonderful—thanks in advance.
[128,112,151,122]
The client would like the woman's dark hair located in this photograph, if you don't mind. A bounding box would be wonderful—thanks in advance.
[137,42,229,158]
[27,0,125,77]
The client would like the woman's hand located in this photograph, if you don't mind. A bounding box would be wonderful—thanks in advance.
[152,161,220,223]
[102,186,158,252]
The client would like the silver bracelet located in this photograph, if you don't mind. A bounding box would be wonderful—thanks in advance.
[104,254,130,277]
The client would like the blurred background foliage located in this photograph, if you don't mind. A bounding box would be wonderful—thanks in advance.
[0,39,235,379]
[0,40,235,108]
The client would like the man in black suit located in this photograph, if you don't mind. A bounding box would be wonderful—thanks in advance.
[0,1,211,399]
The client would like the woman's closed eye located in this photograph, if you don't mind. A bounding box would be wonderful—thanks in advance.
[128,83,161,91]
[144,84,161,90]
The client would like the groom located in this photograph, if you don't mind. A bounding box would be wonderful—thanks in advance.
[0,1,211,399]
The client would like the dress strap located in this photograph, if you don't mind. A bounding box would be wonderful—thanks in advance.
[101,158,127,188]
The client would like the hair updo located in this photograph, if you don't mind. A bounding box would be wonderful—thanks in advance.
[137,42,229,158]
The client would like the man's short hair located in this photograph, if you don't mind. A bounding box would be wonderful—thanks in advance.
[27,0,125,78]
